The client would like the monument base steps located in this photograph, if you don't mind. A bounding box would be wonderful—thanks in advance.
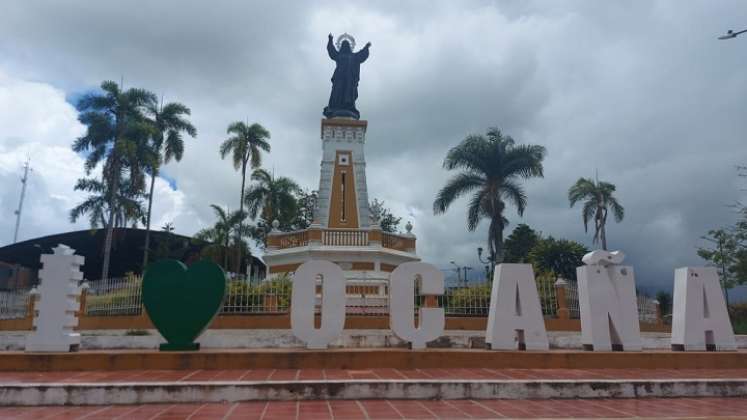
[1,369,747,405]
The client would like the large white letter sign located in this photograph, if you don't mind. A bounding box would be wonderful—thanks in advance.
[389,262,445,349]
[486,264,549,350]
[577,250,642,351]
[26,245,86,352]
[290,261,346,349]
[671,267,736,351]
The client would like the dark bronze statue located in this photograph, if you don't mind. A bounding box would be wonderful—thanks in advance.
[324,33,371,120]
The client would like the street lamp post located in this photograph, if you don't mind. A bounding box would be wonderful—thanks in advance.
[462,266,473,285]
[718,29,747,40]
[449,261,462,284]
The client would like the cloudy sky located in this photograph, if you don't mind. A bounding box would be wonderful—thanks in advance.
[1,1,747,294]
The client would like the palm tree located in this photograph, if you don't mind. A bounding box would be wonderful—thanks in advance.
[568,177,625,250]
[194,205,247,270]
[244,168,301,228]
[70,177,146,228]
[433,128,546,264]
[73,81,157,280]
[219,122,271,272]
[142,100,197,268]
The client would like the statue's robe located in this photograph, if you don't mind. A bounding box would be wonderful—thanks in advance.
[324,39,369,119]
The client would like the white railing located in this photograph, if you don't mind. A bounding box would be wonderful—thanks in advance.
[637,294,660,323]
[322,229,369,246]
[223,277,291,314]
[536,277,558,316]
[77,274,661,323]
[443,284,491,316]
[85,275,143,316]
[564,280,581,318]
[0,289,31,320]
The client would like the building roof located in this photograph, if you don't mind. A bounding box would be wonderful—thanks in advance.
[0,228,265,281]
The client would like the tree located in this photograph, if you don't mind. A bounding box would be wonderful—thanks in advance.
[503,224,539,263]
[698,228,741,305]
[568,177,625,251]
[70,177,146,228]
[72,80,157,280]
[655,290,672,319]
[142,100,196,268]
[293,189,318,230]
[194,205,248,271]
[433,128,546,264]
[732,208,747,283]
[219,122,271,272]
[244,169,301,230]
[528,237,589,281]
[369,198,402,233]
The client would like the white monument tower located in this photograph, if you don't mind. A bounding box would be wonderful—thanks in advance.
[263,34,419,311]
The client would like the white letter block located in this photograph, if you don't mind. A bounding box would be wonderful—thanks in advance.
[291,261,346,349]
[486,264,549,350]
[577,250,642,351]
[389,262,445,349]
[25,244,86,352]
[671,267,736,351]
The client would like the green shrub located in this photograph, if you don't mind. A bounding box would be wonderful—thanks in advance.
[222,275,292,313]
[445,284,491,315]
[730,303,747,335]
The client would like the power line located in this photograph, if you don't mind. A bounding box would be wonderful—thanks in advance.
[13,158,32,243]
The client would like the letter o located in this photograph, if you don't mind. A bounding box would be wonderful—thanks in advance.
[291,261,346,349]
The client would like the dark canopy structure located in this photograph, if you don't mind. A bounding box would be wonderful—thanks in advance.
[0,228,265,283]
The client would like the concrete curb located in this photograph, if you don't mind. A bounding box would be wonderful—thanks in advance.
[3,349,747,371]
[1,378,746,405]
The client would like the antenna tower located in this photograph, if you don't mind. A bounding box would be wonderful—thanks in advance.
[13,158,32,243]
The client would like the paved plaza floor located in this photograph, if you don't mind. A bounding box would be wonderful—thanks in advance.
[1,397,746,419]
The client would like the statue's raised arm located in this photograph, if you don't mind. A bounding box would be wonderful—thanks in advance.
[355,42,371,63]
[327,33,338,60]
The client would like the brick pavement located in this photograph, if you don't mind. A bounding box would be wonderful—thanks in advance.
[0,397,746,419]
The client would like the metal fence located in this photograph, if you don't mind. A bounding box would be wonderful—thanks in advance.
[85,275,143,316]
[637,294,660,323]
[78,274,660,324]
[442,284,492,316]
[223,277,291,314]
[565,280,581,318]
[0,289,31,320]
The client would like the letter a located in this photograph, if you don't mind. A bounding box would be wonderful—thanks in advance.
[390,262,445,349]
[291,261,346,349]
[577,250,642,351]
[486,264,549,350]
[671,267,736,351]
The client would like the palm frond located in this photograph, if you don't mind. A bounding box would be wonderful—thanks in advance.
[568,177,596,207]
[608,196,625,222]
[433,172,485,214]
[500,179,528,216]
[466,191,485,231]
[581,200,595,233]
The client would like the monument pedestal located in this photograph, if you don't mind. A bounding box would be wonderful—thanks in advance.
[264,118,419,305]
